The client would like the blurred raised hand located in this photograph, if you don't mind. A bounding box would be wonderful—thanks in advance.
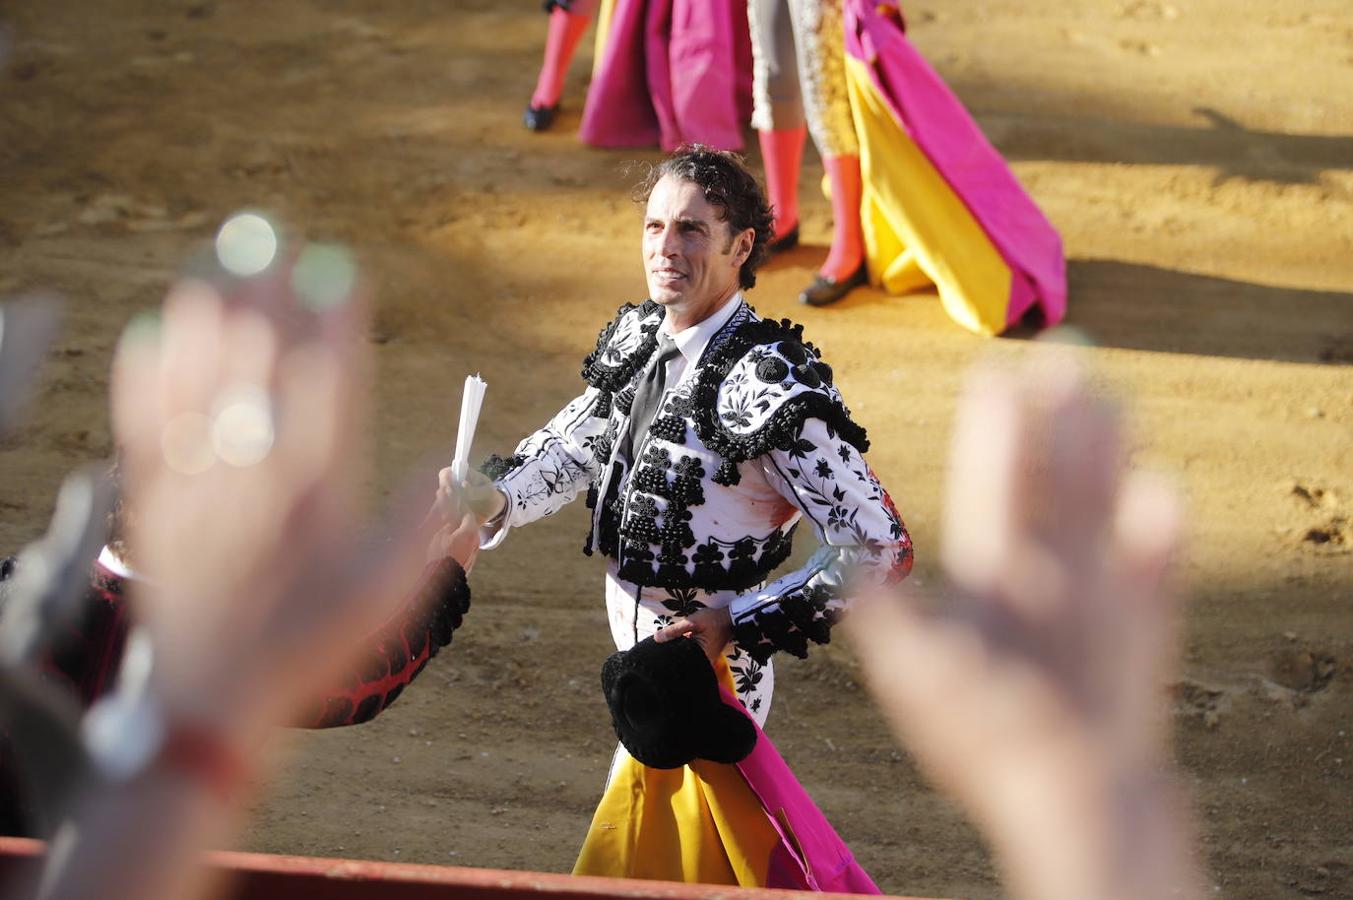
[108,236,436,747]
[32,221,442,900]
[846,355,1202,900]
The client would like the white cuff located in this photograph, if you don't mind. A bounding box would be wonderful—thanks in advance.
[478,487,511,550]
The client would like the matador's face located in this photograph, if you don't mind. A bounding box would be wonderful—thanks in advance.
[642,175,751,327]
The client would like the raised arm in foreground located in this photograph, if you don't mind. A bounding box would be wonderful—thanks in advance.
[34,236,431,900]
[847,355,1202,900]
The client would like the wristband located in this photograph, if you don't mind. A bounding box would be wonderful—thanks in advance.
[156,720,254,804]
[85,687,252,804]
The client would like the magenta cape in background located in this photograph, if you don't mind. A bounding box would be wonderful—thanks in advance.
[845,0,1067,330]
[581,0,753,151]
[723,688,882,894]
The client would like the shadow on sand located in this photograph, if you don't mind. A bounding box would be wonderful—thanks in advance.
[976,104,1353,187]
[1003,259,1353,364]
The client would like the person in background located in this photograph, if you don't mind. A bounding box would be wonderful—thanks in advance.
[524,0,597,131]
[527,0,754,153]
[748,0,866,305]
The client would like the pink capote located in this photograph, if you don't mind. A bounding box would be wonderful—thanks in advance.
[844,0,1067,328]
[722,688,882,894]
[580,0,753,151]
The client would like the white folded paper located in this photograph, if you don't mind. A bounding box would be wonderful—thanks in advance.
[451,374,487,483]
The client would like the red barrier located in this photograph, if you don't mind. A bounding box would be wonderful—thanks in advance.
[0,837,939,900]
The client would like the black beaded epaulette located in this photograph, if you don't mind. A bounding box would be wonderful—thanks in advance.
[683,316,870,486]
[584,303,869,479]
[581,300,661,394]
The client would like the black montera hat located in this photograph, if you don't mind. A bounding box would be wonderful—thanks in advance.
[601,636,757,770]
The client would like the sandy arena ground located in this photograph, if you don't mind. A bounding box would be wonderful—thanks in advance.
[1,1,1350,897]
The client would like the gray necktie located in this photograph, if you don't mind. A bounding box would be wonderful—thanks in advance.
[620,332,681,464]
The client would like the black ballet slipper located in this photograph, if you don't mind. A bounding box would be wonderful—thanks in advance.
[799,260,867,306]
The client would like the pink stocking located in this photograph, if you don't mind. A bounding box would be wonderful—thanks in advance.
[758,126,807,238]
[820,154,865,282]
[531,6,592,109]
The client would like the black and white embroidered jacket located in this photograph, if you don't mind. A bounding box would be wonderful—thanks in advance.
[482,298,912,663]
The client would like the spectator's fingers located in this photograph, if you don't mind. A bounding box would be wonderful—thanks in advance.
[109,314,164,479]
[848,591,948,728]
[287,243,363,343]
[217,220,323,347]
[157,279,225,421]
[1112,473,1182,622]
[1035,364,1123,570]
[217,307,280,392]
[205,476,427,733]
[273,340,352,500]
[947,359,1085,630]
[942,364,1022,597]
[1105,471,1183,768]
[1012,359,1126,673]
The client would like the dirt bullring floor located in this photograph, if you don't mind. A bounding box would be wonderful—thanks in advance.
[1,1,1350,897]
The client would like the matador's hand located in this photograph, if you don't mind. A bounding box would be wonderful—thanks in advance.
[654,606,733,663]
[433,466,505,527]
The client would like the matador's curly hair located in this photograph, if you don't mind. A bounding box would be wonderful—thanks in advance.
[635,144,776,291]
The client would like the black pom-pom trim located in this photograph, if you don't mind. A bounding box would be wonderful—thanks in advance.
[793,363,821,389]
[579,303,865,497]
[731,581,838,665]
[670,476,704,507]
[779,341,811,365]
[615,525,795,592]
[755,357,790,384]
[480,453,527,482]
[615,386,636,416]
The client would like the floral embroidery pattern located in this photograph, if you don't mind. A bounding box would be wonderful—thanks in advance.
[688,323,870,488]
[659,587,706,618]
